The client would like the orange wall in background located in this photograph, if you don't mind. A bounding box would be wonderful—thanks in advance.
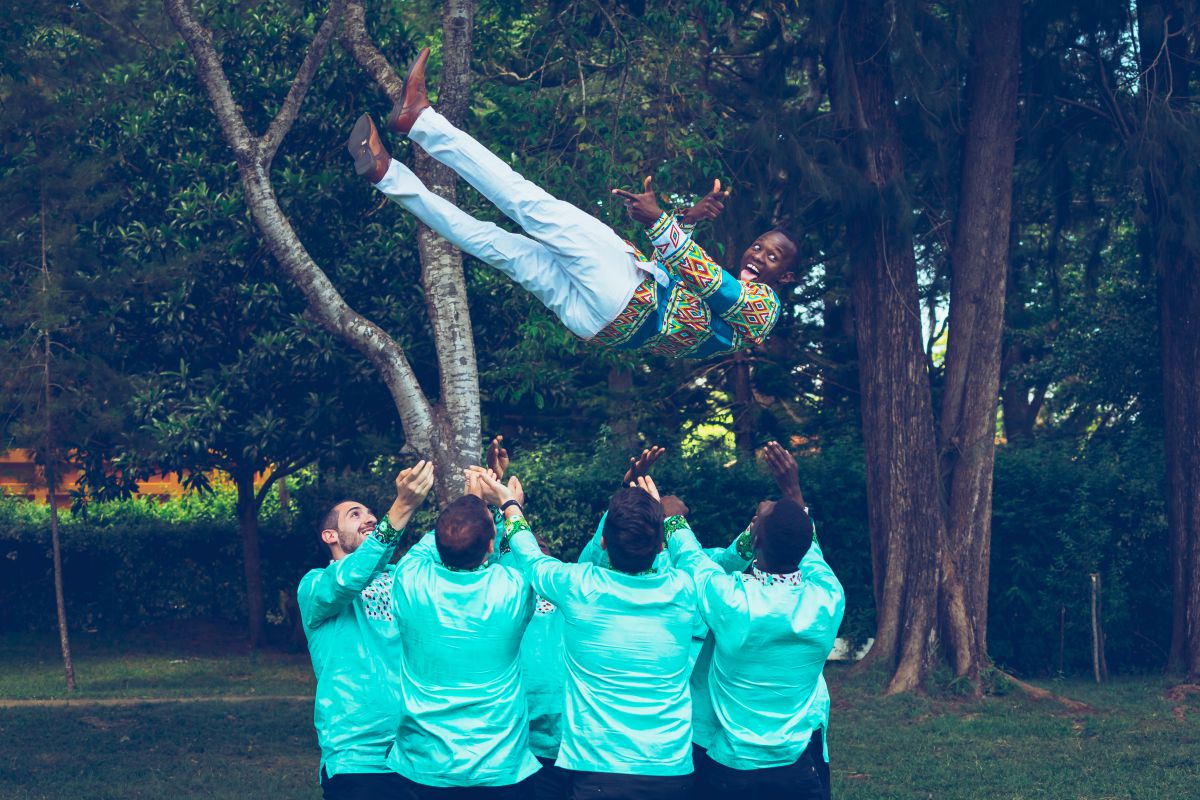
[0,450,188,509]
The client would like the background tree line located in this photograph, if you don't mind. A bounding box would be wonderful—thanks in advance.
[1,0,1196,693]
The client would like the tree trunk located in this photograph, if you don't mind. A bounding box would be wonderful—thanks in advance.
[827,0,944,693]
[607,366,638,452]
[411,0,483,502]
[39,181,75,691]
[234,468,265,649]
[165,0,487,506]
[731,353,757,455]
[938,0,1020,692]
[1135,0,1200,678]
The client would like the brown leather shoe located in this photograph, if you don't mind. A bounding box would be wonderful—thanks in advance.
[346,114,390,184]
[386,46,431,135]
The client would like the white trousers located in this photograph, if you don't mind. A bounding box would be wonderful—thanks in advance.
[374,108,644,339]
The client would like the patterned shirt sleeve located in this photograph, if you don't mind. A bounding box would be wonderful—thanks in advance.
[646,213,781,346]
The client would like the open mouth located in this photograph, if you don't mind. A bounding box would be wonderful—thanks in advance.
[740,264,762,281]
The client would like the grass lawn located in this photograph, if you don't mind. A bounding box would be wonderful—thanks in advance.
[2,627,1199,799]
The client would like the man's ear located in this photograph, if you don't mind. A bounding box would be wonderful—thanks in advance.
[486,538,496,556]
[778,270,797,285]
[320,528,339,546]
[600,535,607,551]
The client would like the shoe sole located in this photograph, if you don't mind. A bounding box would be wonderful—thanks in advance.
[347,114,379,177]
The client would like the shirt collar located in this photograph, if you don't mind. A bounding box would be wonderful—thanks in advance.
[746,562,803,586]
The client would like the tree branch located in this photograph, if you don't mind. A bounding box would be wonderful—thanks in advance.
[261,0,346,165]
[162,0,256,161]
[163,0,437,454]
[338,0,404,101]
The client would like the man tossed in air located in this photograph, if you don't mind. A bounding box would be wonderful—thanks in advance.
[347,47,800,359]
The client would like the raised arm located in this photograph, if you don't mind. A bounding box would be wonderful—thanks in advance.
[299,461,434,627]
[470,469,580,605]
[645,213,781,346]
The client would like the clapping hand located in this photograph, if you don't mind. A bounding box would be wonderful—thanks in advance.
[388,460,435,529]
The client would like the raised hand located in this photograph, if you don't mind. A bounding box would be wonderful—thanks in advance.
[680,179,731,226]
[388,460,435,529]
[621,445,666,486]
[464,465,515,508]
[634,474,662,502]
[611,176,665,226]
[394,460,435,509]
[486,435,509,481]
[506,475,525,508]
[762,441,805,505]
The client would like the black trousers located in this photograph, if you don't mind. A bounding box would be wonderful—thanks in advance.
[533,757,571,800]
[695,731,830,800]
[397,772,537,800]
[567,770,694,800]
[320,767,412,800]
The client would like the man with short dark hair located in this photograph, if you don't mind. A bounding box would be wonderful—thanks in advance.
[477,470,698,800]
[664,442,845,800]
[385,471,541,798]
[298,461,435,800]
[348,47,801,359]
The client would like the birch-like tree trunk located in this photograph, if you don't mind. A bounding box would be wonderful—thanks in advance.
[163,0,483,503]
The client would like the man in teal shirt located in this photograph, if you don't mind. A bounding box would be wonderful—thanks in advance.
[386,472,541,797]
[298,460,434,800]
[479,470,697,800]
[662,442,845,800]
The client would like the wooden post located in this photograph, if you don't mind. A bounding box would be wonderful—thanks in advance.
[1089,573,1108,684]
[1058,605,1066,676]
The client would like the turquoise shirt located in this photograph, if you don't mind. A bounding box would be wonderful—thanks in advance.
[297,517,405,779]
[669,518,844,770]
[519,599,565,760]
[386,530,540,787]
[578,513,753,665]
[507,521,697,776]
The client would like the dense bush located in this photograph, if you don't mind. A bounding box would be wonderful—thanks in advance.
[0,430,1171,675]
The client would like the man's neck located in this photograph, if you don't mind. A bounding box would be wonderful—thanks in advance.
[754,559,799,575]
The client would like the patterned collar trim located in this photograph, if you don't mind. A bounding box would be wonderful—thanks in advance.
[745,562,803,586]
[603,563,659,577]
[443,561,489,573]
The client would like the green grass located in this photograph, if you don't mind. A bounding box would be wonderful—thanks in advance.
[2,630,1199,799]
[0,624,313,700]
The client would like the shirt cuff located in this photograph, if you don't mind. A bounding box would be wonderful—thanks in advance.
[663,514,690,542]
[734,527,753,561]
[372,515,403,546]
[500,514,531,552]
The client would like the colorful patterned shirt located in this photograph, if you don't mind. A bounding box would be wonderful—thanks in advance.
[593,213,782,358]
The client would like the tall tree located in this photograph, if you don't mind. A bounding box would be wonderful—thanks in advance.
[1135,0,1200,678]
[825,0,1021,692]
[937,0,1021,688]
[162,0,480,502]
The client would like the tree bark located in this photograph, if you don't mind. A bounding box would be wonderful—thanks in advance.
[731,353,757,455]
[39,180,75,691]
[234,468,265,649]
[165,0,486,504]
[827,0,944,693]
[1135,0,1200,678]
[938,0,1020,692]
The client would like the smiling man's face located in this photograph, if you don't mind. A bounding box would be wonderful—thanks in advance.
[324,501,378,558]
[737,231,798,288]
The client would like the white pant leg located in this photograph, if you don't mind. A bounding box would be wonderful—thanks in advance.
[408,109,641,333]
[374,159,603,338]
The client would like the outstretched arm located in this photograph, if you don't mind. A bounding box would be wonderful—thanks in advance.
[645,213,781,346]
[299,461,434,627]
